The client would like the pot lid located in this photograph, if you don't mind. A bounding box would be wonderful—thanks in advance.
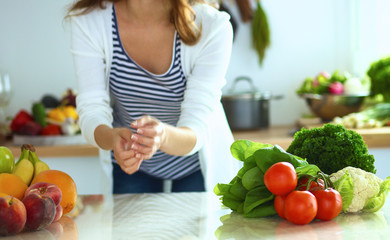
[222,76,272,100]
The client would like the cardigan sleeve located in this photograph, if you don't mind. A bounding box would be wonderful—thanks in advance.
[69,13,113,148]
[177,6,233,155]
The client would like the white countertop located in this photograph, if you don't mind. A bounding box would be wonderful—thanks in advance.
[3,192,390,239]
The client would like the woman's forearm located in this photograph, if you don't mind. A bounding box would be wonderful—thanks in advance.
[159,125,197,156]
[94,125,117,150]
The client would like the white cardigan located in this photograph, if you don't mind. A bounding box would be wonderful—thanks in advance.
[69,2,241,191]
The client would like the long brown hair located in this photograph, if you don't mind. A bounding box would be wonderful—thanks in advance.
[67,0,207,45]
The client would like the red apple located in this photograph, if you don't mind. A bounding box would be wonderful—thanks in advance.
[53,204,63,222]
[22,193,56,231]
[25,182,62,206]
[0,195,27,235]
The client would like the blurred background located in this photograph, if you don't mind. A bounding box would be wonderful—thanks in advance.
[0,0,389,126]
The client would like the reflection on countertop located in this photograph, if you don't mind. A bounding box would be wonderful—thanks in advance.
[3,192,390,240]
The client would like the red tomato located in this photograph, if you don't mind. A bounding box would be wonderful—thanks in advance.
[284,191,318,225]
[297,177,325,192]
[274,195,287,219]
[40,124,62,136]
[313,188,343,221]
[264,162,297,196]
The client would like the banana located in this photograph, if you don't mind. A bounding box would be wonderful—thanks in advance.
[33,159,50,178]
[29,148,50,178]
[14,144,51,183]
[15,144,31,166]
[13,158,34,185]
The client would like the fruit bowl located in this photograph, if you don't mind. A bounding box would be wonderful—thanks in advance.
[300,93,369,121]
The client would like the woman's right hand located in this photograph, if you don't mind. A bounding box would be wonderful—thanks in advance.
[112,127,143,175]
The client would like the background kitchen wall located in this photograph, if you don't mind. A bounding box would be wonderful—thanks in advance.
[0,0,389,126]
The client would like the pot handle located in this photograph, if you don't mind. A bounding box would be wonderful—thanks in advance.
[228,76,258,94]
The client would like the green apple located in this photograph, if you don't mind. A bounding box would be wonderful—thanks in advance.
[0,146,15,173]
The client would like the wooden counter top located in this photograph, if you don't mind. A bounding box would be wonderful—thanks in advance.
[233,125,390,149]
[5,143,100,158]
[3,125,390,158]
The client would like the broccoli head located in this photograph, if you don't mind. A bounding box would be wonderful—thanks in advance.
[286,123,376,174]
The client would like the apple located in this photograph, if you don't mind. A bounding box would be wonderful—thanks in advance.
[25,182,62,206]
[53,204,63,222]
[22,193,56,231]
[0,146,15,174]
[0,195,27,235]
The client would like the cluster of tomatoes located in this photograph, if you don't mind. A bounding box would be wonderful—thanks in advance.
[264,162,343,225]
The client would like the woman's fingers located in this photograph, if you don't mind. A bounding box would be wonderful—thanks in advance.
[121,158,143,175]
[129,115,166,160]
[131,133,159,148]
[131,115,158,129]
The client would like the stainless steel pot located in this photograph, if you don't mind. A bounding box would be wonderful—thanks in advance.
[221,76,282,130]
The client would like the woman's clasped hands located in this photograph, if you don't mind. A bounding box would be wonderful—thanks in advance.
[114,115,166,175]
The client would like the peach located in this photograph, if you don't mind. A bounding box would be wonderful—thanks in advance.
[22,194,56,231]
[25,182,62,206]
[0,195,27,235]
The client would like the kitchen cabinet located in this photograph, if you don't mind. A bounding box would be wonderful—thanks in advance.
[2,192,390,239]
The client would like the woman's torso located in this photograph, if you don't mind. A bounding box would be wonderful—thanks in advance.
[109,4,200,180]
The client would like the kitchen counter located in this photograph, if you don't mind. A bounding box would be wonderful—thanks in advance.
[3,192,390,240]
[4,125,390,158]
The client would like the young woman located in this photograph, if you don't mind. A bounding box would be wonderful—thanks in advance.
[67,0,239,193]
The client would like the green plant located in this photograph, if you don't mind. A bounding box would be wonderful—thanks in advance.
[367,56,390,102]
[251,0,270,66]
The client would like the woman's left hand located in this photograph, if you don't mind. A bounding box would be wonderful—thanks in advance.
[130,115,166,160]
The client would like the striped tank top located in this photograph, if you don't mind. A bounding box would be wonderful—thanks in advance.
[109,6,200,180]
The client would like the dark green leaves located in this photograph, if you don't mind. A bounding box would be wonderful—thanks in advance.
[215,140,312,218]
[286,123,376,174]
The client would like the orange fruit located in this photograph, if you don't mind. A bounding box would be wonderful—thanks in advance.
[0,173,28,200]
[31,170,77,214]
[0,192,9,197]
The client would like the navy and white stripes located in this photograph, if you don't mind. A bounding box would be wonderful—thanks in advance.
[108,6,200,180]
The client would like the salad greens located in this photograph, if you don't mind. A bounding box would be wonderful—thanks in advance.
[214,140,320,218]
